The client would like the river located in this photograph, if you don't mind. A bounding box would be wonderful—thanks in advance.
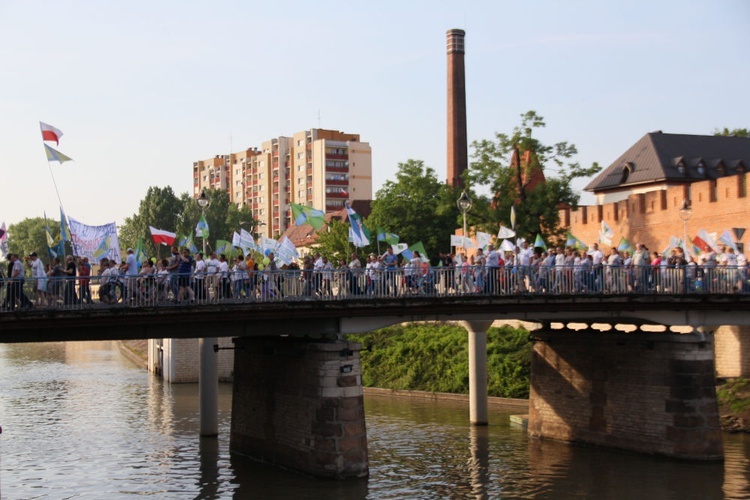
[0,341,748,499]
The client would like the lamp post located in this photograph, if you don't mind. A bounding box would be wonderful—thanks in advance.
[197,188,210,255]
[196,187,217,437]
[678,199,692,250]
[457,190,472,252]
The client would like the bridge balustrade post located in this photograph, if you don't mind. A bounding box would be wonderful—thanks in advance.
[460,320,494,425]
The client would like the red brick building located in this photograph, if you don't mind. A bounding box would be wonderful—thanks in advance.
[560,132,750,253]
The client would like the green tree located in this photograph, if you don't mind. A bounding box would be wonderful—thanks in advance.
[468,111,601,243]
[313,219,356,264]
[714,127,750,138]
[119,186,182,258]
[7,217,60,265]
[368,159,462,257]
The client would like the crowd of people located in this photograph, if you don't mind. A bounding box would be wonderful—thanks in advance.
[1,241,749,310]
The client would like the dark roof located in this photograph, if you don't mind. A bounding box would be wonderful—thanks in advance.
[585,132,750,193]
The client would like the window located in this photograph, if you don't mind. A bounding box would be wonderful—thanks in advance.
[710,180,718,202]
[739,173,747,198]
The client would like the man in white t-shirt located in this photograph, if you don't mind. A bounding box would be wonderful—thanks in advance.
[193,252,207,301]
[590,243,604,292]
[28,252,48,306]
[485,245,499,294]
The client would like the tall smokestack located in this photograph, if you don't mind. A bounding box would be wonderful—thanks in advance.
[446,28,467,189]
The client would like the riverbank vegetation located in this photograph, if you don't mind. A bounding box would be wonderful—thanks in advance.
[718,378,750,432]
[348,323,532,399]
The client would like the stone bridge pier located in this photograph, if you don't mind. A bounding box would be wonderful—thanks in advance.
[230,337,368,479]
[528,325,723,460]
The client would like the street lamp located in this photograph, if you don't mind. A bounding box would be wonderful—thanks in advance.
[678,199,692,250]
[197,188,210,254]
[457,190,472,252]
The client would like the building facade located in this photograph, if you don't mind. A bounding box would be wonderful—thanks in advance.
[561,132,750,253]
[193,128,372,238]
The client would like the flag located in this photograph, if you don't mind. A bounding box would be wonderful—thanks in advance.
[402,242,428,262]
[238,229,257,254]
[215,239,233,257]
[599,220,614,245]
[515,237,526,248]
[692,235,711,253]
[476,231,492,249]
[617,237,633,253]
[290,202,325,230]
[463,236,476,249]
[718,230,738,252]
[276,236,299,265]
[134,238,147,263]
[93,234,112,261]
[40,121,63,145]
[696,229,720,253]
[500,239,515,252]
[59,207,70,243]
[261,235,278,256]
[497,225,516,239]
[510,206,516,230]
[566,231,587,250]
[346,203,370,247]
[179,234,198,254]
[391,243,408,255]
[44,144,73,163]
[450,234,463,247]
[0,222,7,257]
[195,213,209,239]
[534,234,546,250]
[376,227,399,245]
[149,226,176,246]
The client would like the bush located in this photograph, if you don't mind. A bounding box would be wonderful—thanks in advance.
[348,323,531,399]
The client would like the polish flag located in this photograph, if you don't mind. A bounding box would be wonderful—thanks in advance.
[40,121,63,145]
[149,226,176,246]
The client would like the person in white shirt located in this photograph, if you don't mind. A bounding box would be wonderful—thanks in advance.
[218,254,230,299]
[589,243,604,292]
[27,252,48,306]
[205,252,220,300]
[485,245,500,294]
[193,252,207,301]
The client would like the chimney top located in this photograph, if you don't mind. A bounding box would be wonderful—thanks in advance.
[446,29,465,54]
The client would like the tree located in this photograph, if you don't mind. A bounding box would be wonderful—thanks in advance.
[312,219,356,264]
[368,159,462,257]
[468,111,601,243]
[7,217,60,265]
[119,186,182,258]
[714,127,750,138]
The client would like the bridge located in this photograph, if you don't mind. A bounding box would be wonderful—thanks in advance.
[2,267,749,478]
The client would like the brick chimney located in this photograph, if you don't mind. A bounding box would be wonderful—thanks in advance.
[447,29,467,189]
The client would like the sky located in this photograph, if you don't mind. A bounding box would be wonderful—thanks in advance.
[1,0,748,228]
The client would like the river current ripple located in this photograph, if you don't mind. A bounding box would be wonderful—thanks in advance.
[0,342,748,499]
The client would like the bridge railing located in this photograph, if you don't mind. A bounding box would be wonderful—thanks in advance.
[1,264,748,311]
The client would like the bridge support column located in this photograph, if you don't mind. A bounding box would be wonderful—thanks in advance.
[230,337,368,479]
[714,325,750,378]
[199,337,219,436]
[528,327,723,460]
[461,320,494,425]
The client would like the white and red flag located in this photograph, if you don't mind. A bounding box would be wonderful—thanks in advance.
[40,122,64,145]
[149,226,176,246]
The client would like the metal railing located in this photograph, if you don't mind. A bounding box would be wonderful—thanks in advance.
[1,264,748,312]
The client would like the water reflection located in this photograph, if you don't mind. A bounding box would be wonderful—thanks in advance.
[0,342,748,499]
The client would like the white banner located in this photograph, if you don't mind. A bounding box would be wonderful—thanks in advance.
[476,231,492,249]
[68,216,121,263]
[450,234,463,247]
[276,236,299,265]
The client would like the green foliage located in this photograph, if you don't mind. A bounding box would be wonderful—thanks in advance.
[718,378,750,413]
[368,159,462,257]
[313,219,357,264]
[349,323,531,398]
[468,110,601,243]
[8,217,61,265]
[713,127,750,138]
[119,187,260,259]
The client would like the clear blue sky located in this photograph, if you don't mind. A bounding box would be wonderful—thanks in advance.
[2,0,748,227]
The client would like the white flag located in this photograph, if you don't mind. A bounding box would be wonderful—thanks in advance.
[497,225,516,239]
[391,243,408,254]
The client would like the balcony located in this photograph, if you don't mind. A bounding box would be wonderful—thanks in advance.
[326,166,349,173]
[326,153,348,160]
[326,179,348,186]
[326,191,349,199]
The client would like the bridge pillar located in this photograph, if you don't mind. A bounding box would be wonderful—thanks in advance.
[714,325,750,378]
[460,320,494,425]
[230,337,368,479]
[529,327,723,460]
[199,337,218,437]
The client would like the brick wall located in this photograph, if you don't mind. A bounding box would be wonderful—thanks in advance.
[561,177,749,252]
[231,338,368,479]
[529,329,723,460]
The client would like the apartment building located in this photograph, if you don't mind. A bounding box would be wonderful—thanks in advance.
[193,128,372,238]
